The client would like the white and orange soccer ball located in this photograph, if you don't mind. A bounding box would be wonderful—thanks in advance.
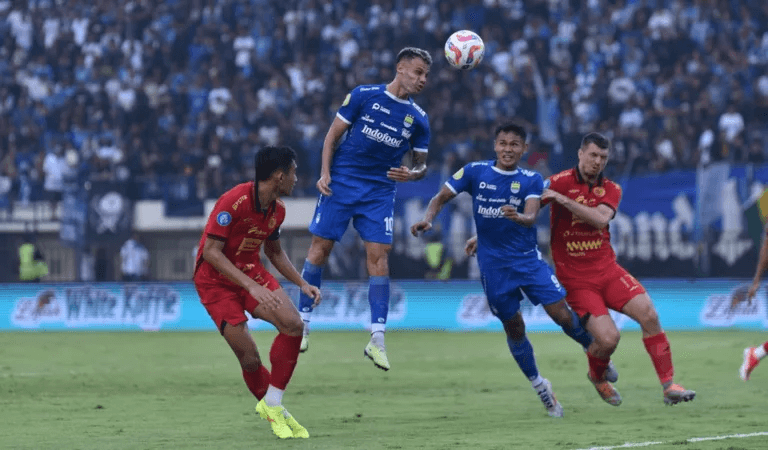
[444,30,485,70]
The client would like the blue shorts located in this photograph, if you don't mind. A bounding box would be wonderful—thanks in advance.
[480,259,566,322]
[308,191,395,244]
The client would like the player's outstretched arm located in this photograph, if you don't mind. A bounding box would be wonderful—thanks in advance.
[202,237,282,310]
[317,117,350,196]
[264,238,321,305]
[541,188,614,230]
[410,185,456,236]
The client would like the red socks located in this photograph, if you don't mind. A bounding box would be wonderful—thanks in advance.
[587,351,610,381]
[269,333,302,390]
[643,332,674,385]
[241,333,302,396]
[762,341,768,353]
[242,365,270,400]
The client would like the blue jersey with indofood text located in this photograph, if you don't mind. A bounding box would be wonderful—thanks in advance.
[332,84,430,200]
[446,161,544,270]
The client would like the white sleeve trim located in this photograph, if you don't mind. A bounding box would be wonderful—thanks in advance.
[444,182,458,194]
[336,112,351,124]
[413,147,428,153]
[525,194,541,200]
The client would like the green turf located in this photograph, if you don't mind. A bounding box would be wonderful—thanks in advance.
[1,330,767,450]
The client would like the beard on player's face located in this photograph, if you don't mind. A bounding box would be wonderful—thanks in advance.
[579,148,608,178]
[580,159,604,177]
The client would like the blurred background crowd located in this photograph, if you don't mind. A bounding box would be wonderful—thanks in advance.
[0,0,767,205]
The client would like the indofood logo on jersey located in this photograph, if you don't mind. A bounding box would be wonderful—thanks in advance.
[477,205,504,218]
[361,124,403,147]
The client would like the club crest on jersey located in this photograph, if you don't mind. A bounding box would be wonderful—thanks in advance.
[342,93,351,106]
[453,168,464,180]
[404,114,414,128]
[593,187,605,197]
[269,216,276,229]
[510,181,520,193]
[217,211,232,226]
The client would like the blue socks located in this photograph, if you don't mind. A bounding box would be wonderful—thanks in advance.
[369,276,390,326]
[507,336,539,380]
[298,261,322,313]
[560,309,594,349]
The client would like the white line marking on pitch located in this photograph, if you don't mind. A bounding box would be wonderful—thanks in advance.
[574,431,768,450]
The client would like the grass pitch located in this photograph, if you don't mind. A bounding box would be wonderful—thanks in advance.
[1,330,767,450]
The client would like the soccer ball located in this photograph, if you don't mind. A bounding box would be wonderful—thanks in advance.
[444,30,485,70]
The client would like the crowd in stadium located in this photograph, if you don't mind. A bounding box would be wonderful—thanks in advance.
[0,0,767,204]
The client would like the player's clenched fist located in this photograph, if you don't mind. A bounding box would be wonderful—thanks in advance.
[410,220,432,236]
[387,166,413,182]
[541,188,562,204]
[464,235,477,256]
[500,205,521,221]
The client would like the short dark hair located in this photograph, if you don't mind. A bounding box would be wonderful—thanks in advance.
[396,47,432,66]
[581,132,611,151]
[494,122,527,142]
[254,146,296,182]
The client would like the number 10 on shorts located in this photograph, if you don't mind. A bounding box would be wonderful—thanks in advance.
[384,216,394,234]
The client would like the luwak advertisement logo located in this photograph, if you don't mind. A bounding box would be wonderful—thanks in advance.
[361,124,403,147]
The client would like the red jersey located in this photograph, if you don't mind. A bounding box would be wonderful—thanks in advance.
[548,168,622,277]
[194,182,285,287]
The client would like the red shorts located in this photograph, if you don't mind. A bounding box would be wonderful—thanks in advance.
[558,262,646,318]
[194,266,281,334]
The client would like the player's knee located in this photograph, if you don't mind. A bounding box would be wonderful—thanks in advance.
[547,304,572,327]
[503,314,526,340]
[506,327,526,341]
[639,305,660,329]
[366,253,389,275]
[594,329,620,353]
[308,241,332,265]
[278,316,304,337]
[240,353,263,372]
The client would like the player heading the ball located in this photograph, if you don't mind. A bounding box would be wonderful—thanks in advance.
[297,47,432,371]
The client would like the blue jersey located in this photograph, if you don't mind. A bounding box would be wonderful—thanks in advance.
[446,161,544,270]
[332,84,430,199]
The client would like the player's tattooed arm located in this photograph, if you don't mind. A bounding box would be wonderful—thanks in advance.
[387,151,427,182]
[410,185,456,236]
[409,150,427,180]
